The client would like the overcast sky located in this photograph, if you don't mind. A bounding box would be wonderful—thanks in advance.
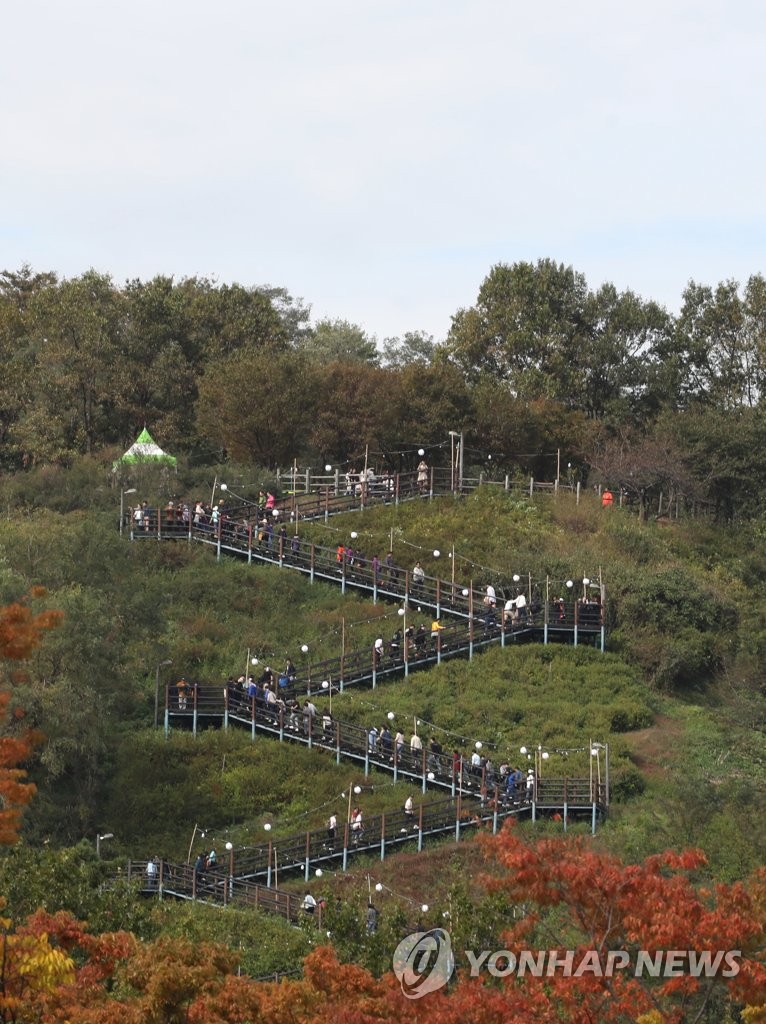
[3,0,764,343]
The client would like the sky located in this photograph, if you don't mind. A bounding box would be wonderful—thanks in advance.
[3,0,765,343]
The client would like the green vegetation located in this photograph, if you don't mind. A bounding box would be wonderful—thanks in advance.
[1,461,765,978]
[2,256,766,1004]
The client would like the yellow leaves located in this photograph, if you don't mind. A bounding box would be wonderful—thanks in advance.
[742,1004,766,1024]
[0,929,75,1011]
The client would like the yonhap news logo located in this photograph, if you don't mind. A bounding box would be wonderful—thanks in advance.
[392,929,455,999]
[391,932,741,999]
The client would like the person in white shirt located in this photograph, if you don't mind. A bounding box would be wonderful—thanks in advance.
[515,592,528,622]
[504,597,518,625]
[302,891,317,914]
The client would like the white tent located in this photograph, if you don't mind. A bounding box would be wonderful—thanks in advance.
[114,427,177,468]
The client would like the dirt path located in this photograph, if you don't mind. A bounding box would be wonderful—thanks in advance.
[624,714,683,778]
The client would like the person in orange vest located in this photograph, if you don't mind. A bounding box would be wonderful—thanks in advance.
[601,489,614,508]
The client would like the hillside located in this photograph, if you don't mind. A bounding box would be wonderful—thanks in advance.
[0,464,765,984]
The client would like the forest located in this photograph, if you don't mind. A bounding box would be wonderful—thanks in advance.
[0,259,766,1021]
[3,258,766,519]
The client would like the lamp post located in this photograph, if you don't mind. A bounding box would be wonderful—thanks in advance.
[225,840,234,899]
[397,606,408,675]
[448,431,459,492]
[590,741,609,804]
[120,488,137,536]
[301,644,310,692]
[154,659,173,729]
[96,832,114,858]
[520,744,549,778]
[447,431,464,493]
[324,464,332,517]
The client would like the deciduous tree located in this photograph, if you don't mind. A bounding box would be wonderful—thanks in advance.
[0,591,62,846]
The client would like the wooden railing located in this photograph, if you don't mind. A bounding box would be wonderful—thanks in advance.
[164,689,610,812]
[124,860,322,925]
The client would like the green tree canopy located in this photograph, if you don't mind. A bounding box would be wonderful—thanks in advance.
[300,317,379,365]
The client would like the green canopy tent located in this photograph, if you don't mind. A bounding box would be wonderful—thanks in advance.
[114,427,177,469]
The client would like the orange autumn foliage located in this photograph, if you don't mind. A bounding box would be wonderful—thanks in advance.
[0,592,62,846]
[470,822,766,1023]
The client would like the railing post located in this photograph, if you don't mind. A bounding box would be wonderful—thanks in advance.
[529,476,534,497]
[310,543,315,584]
[192,685,198,737]
[342,822,349,872]
[492,785,499,834]
[267,840,272,887]
[251,697,256,741]
[335,721,341,765]
[223,686,229,731]
[216,518,222,561]
[435,577,441,619]
[417,803,424,852]
[421,746,428,794]
[304,831,311,881]
[395,473,400,505]
[380,813,386,861]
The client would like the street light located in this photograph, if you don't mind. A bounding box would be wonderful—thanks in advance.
[120,488,137,536]
[520,744,550,777]
[590,741,609,800]
[448,430,463,493]
[96,832,114,858]
[154,659,173,729]
[225,840,234,897]
[397,606,407,665]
